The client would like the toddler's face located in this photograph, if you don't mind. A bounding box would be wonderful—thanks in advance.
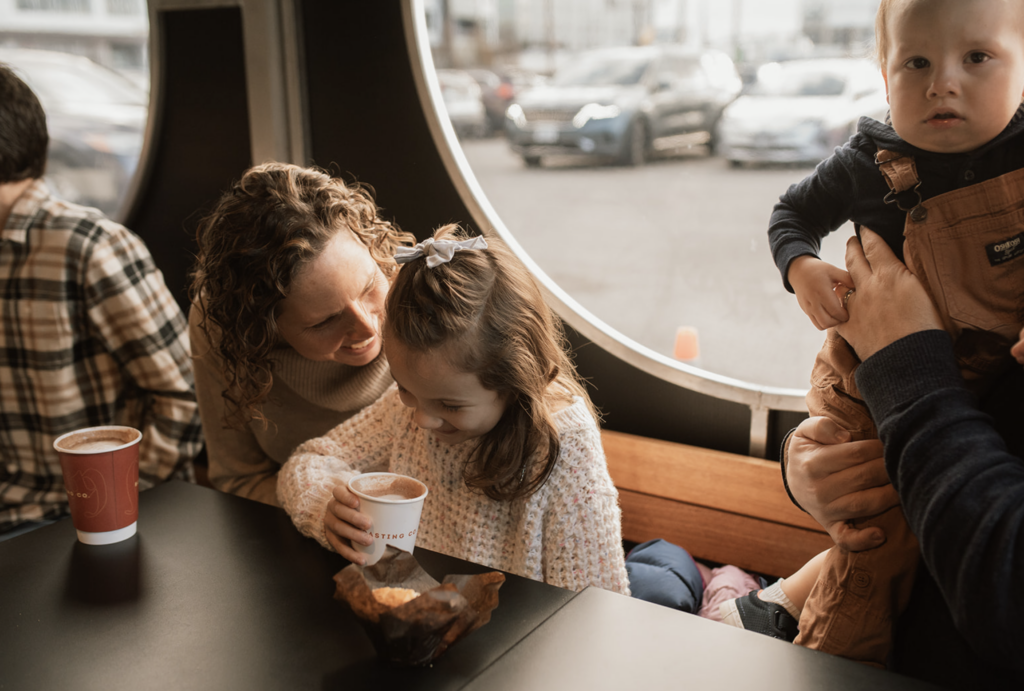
[385,337,507,446]
[883,0,1024,153]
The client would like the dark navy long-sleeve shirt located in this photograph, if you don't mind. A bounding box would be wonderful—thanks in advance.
[857,330,1024,689]
[769,110,1024,291]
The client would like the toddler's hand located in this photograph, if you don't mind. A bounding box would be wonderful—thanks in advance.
[788,256,854,330]
[323,482,374,565]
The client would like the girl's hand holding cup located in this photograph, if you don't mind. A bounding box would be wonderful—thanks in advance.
[324,483,374,564]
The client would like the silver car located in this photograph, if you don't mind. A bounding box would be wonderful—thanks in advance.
[437,69,487,139]
[716,58,888,167]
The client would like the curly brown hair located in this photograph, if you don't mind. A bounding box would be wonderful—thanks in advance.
[385,224,597,502]
[191,162,414,429]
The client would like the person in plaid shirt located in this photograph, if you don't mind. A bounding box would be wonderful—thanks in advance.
[0,63,203,537]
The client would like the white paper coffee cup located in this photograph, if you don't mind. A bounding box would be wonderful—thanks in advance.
[347,472,428,566]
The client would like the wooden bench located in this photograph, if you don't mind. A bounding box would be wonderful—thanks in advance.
[603,430,833,578]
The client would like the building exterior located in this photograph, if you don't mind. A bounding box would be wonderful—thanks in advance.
[0,0,148,87]
[425,0,878,74]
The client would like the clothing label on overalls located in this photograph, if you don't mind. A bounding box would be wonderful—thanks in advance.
[985,232,1024,266]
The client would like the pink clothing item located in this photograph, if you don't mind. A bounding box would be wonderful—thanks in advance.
[696,562,712,591]
[698,564,761,621]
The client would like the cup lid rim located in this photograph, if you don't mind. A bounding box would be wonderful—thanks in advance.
[52,425,142,454]
[347,472,428,502]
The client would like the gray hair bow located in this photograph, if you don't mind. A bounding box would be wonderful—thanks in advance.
[394,236,489,268]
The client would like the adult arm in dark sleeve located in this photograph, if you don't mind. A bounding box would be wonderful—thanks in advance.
[835,229,1024,666]
[855,331,1024,667]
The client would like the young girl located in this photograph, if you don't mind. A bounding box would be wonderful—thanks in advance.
[277,225,630,595]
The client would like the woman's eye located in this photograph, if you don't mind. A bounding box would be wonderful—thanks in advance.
[308,315,335,331]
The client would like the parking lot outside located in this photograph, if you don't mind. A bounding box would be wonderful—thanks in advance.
[0,0,877,395]
[460,138,850,391]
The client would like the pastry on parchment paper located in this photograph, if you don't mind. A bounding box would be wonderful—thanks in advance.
[372,587,419,608]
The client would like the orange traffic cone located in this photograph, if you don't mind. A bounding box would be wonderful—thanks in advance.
[673,326,701,367]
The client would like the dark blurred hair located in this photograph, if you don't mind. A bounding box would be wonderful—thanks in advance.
[190,162,415,428]
[386,224,597,502]
[0,64,48,183]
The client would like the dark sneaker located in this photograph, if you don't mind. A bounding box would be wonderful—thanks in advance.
[719,590,799,642]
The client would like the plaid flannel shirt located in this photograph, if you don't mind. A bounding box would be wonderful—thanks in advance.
[0,181,203,532]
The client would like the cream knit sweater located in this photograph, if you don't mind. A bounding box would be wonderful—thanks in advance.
[278,385,630,596]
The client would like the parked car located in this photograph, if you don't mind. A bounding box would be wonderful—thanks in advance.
[504,45,741,167]
[436,68,487,139]
[716,58,888,167]
[0,48,147,217]
[466,68,515,135]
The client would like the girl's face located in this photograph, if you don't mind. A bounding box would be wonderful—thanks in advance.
[883,0,1024,153]
[276,231,388,366]
[385,337,507,446]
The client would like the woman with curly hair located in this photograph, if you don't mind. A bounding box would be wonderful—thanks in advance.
[189,162,414,505]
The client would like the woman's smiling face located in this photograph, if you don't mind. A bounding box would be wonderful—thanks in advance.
[276,231,388,366]
[385,336,507,446]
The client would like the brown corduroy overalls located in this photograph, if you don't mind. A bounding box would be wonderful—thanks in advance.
[797,149,1024,667]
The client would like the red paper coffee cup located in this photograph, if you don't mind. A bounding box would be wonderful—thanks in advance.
[53,426,141,545]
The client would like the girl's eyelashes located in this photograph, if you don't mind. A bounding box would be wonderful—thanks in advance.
[396,383,461,413]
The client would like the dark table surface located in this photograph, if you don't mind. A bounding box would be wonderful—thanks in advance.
[464,586,940,691]
[0,481,573,691]
[0,481,942,691]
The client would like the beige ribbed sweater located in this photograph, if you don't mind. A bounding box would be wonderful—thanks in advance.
[189,304,393,505]
[278,385,630,595]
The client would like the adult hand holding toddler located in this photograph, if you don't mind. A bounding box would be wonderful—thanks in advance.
[834,228,944,361]
[787,228,942,552]
[786,417,897,552]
